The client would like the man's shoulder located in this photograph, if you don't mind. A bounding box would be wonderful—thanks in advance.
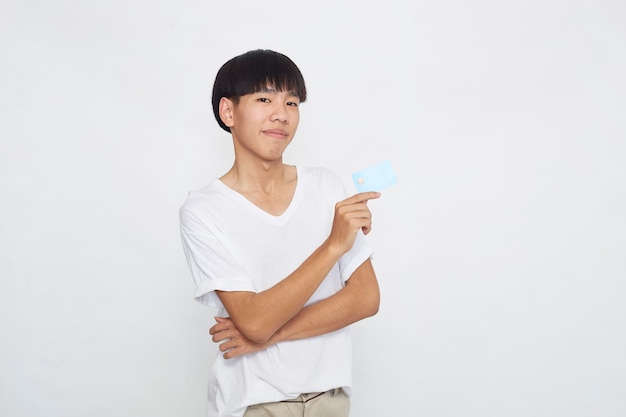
[299,166,342,185]
[178,179,225,225]
[295,166,348,207]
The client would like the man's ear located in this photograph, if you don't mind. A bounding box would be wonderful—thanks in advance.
[219,97,235,128]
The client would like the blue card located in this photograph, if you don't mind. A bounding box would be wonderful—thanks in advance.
[352,160,398,192]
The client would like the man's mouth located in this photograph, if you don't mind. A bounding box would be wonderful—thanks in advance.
[263,129,288,138]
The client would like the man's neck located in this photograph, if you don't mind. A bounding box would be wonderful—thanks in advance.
[220,162,298,216]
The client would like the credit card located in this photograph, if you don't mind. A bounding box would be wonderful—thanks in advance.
[352,160,398,192]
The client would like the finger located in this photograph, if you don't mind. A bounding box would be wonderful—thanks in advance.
[209,322,229,335]
[343,210,373,227]
[224,349,239,360]
[348,204,373,218]
[340,192,381,206]
[212,328,238,343]
[336,204,373,221]
[210,317,236,335]
[219,338,238,352]
[354,191,381,201]
[223,344,246,360]
[212,332,225,343]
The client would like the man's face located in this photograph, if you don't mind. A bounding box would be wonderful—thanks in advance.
[224,87,301,162]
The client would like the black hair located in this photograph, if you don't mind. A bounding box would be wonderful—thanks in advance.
[211,49,307,132]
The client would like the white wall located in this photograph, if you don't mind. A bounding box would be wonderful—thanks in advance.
[1,1,625,416]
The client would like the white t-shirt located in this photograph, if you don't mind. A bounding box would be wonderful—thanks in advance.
[179,166,374,417]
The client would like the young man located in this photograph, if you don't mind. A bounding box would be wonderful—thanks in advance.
[179,49,380,417]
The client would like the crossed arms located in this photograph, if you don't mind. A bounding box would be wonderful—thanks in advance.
[210,192,381,359]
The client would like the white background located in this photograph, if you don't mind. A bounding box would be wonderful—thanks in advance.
[1,1,625,416]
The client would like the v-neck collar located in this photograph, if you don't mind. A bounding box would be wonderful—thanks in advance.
[214,166,303,224]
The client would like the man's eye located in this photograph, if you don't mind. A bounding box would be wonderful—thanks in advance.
[257,98,270,103]
[287,101,299,107]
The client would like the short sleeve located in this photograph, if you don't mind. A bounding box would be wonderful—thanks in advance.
[179,211,256,308]
[338,230,375,284]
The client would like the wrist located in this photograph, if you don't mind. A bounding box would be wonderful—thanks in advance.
[321,237,345,261]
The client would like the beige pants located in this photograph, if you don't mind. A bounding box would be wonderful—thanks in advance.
[244,388,350,417]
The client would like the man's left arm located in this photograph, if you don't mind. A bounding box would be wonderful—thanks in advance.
[210,258,379,359]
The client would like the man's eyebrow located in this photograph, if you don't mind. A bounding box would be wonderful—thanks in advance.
[257,87,300,98]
